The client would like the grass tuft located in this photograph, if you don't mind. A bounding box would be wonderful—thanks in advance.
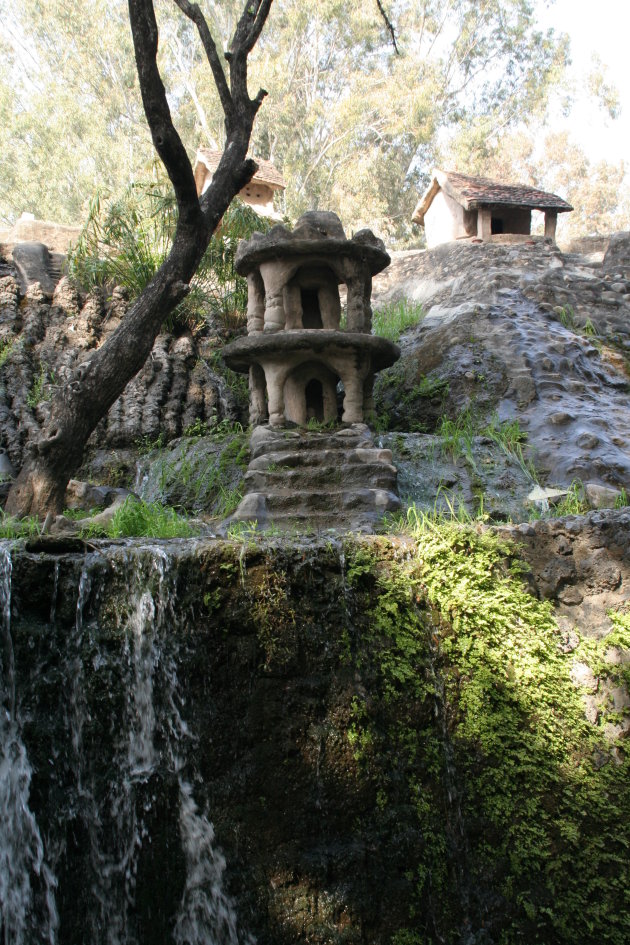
[372,300,424,342]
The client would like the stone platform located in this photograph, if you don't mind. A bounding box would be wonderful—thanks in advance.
[231,423,400,530]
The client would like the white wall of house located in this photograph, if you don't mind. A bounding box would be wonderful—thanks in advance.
[423,190,476,247]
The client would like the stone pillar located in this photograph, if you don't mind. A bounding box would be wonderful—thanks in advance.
[264,363,287,426]
[363,374,375,420]
[283,283,302,330]
[246,272,265,333]
[544,211,558,242]
[477,207,492,240]
[341,369,364,423]
[259,260,293,332]
[341,258,364,331]
[249,364,267,426]
[318,284,341,329]
[362,272,373,333]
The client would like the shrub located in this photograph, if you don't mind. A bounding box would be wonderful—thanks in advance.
[67,180,270,333]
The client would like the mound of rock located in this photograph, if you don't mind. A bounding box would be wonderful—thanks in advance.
[373,234,630,493]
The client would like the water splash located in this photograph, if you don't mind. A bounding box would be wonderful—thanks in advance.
[174,778,246,945]
[59,541,251,944]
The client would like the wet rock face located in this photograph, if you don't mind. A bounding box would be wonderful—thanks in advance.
[0,275,246,471]
[7,540,444,945]
[373,237,630,491]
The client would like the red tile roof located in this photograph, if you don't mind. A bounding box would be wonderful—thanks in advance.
[412,169,573,224]
[194,148,286,190]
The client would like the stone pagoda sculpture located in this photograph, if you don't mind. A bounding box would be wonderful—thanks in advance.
[222,211,401,529]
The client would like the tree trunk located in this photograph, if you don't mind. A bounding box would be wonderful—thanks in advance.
[6,0,272,519]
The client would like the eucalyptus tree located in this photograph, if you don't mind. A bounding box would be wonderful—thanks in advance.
[0,0,155,224]
[6,0,273,518]
[247,0,568,242]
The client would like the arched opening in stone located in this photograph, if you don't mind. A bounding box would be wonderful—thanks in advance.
[283,361,339,426]
[301,288,323,329]
[305,378,324,422]
[491,216,504,234]
[283,265,342,330]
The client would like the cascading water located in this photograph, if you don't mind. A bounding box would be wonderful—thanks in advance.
[2,540,251,945]
[0,543,59,945]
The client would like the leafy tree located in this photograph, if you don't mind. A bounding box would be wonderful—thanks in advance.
[68,182,270,331]
[1,0,568,242]
[0,0,154,224]
[248,0,568,242]
[6,0,273,519]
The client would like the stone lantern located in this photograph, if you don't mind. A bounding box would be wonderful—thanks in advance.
[222,211,401,528]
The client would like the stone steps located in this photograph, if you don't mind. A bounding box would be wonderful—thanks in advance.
[230,423,400,530]
[250,429,372,459]
[244,462,397,492]
[248,447,394,471]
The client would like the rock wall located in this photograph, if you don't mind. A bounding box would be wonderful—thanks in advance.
[3,524,630,944]
[0,274,246,472]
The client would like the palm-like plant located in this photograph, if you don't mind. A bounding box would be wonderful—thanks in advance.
[68,177,271,332]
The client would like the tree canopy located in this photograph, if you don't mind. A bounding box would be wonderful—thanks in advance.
[1,1,628,242]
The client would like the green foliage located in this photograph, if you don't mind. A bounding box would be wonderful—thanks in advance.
[438,408,478,465]
[556,305,576,330]
[26,363,53,408]
[437,409,539,484]
[67,185,269,332]
[62,506,104,521]
[554,479,589,516]
[0,338,15,368]
[138,425,249,516]
[345,522,630,942]
[372,300,424,342]
[614,487,629,509]
[83,497,198,539]
[183,418,212,439]
[0,512,41,539]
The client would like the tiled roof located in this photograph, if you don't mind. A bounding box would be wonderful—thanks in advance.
[412,169,573,224]
[194,148,286,189]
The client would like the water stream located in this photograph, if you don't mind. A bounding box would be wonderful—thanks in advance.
[0,540,251,945]
[0,543,59,945]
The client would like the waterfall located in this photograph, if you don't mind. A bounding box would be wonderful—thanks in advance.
[0,543,59,945]
[36,541,251,945]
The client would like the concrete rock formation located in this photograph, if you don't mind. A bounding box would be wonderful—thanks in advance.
[0,275,244,473]
[373,234,630,497]
[223,211,401,528]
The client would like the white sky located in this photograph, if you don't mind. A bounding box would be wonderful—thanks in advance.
[537,0,630,166]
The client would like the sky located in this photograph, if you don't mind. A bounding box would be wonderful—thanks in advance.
[537,0,630,166]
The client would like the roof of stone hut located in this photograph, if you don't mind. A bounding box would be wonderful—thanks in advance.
[234,211,390,277]
[194,148,286,191]
[412,169,573,225]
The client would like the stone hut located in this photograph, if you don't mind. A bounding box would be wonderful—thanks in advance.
[223,211,399,428]
[221,211,401,528]
[412,169,573,246]
[193,149,286,220]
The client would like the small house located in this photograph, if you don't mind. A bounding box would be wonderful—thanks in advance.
[193,148,286,220]
[412,169,573,247]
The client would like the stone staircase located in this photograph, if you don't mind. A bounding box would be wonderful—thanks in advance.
[230,423,400,530]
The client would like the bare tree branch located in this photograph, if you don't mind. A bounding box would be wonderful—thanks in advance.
[171,0,233,120]
[128,0,200,217]
[7,0,274,519]
[375,0,399,55]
